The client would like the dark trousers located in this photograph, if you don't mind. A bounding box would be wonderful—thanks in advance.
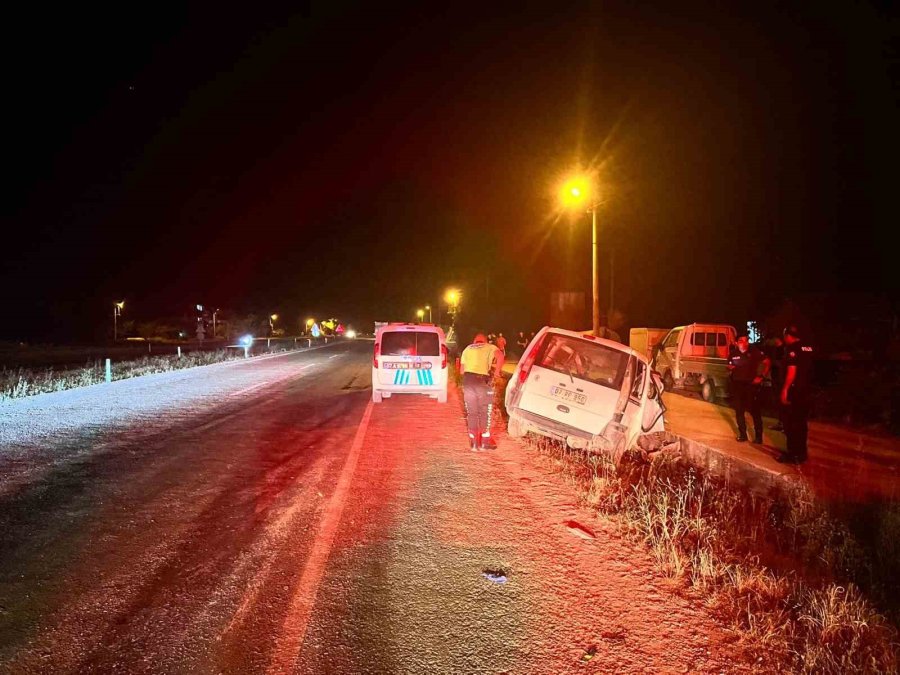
[463,373,494,437]
[732,381,762,437]
[783,391,810,459]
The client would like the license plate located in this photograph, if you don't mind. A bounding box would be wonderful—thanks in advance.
[551,386,586,405]
[383,362,432,369]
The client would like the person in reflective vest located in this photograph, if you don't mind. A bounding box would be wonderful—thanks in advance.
[459,333,503,451]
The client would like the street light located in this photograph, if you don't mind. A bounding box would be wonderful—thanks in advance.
[424,304,432,323]
[270,313,278,334]
[212,308,220,339]
[444,289,461,327]
[113,300,125,341]
[416,308,425,322]
[560,174,601,337]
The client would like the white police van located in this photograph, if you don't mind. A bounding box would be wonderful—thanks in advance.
[372,323,449,403]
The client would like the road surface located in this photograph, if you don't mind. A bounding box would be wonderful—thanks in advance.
[0,341,753,673]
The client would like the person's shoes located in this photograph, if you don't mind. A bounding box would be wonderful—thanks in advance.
[776,454,801,464]
[753,434,763,444]
[468,434,479,452]
[479,434,498,450]
[736,433,748,442]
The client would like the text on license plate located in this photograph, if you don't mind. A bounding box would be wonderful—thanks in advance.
[550,386,586,405]
[383,362,432,369]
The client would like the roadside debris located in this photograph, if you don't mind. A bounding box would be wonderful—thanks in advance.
[635,431,680,458]
[482,569,508,584]
[580,644,597,662]
[563,520,596,540]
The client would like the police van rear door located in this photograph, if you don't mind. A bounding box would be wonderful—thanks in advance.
[377,328,441,387]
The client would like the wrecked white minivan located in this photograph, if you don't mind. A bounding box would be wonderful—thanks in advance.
[504,327,666,460]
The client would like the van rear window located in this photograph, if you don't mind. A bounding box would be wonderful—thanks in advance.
[535,334,628,389]
[381,331,440,356]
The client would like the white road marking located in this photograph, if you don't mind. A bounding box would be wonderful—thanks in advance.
[229,381,270,398]
[267,400,375,673]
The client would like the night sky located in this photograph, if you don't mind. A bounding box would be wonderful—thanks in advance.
[3,2,898,341]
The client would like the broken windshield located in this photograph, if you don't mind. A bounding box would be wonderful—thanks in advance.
[535,334,628,390]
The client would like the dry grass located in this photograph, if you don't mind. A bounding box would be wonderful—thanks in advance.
[525,436,900,674]
[0,349,246,401]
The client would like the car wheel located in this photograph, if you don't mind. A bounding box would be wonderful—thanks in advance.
[372,390,382,403]
[701,379,716,402]
[507,413,526,438]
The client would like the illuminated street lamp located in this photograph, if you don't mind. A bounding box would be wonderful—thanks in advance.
[560,174,601,337]
[444,289,461,327]
[424,304,432,322]
[113,300,125,341]
[416,308,425,322]
[269,313,279,334]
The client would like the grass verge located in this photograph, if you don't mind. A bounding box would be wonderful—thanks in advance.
[1,349,253,401]
[525,435,900,674]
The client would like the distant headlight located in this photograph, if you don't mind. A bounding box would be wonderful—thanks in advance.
[346,330,357,339]
[239,334,253,347]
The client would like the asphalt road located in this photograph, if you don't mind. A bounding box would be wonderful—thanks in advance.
[0,341,752,673]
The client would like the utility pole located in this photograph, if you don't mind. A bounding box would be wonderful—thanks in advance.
[591,206,600,337]
[609,248,614,318]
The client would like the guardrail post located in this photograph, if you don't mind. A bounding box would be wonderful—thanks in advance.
[177,346,182,358]
[267,338,271,349]
[105,358,112,383]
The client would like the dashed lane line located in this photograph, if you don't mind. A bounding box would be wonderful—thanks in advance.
[229,381,271,398]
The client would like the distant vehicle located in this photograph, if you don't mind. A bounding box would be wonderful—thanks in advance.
[505,327,666,460]
[628,328,669,361]
[372,323,449,403]
[652,323,736,401]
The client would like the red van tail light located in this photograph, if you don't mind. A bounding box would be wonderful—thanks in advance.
[518,339,543,383]
[441,344,448,369]
[373,342,380,369]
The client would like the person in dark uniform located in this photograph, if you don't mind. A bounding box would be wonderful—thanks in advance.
[766,336,786,431]
[727,335,770,442]
[516,331,528,352]
[779,325,813,464]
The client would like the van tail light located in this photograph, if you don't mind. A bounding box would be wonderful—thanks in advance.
[373,342,380,369]
[441,344,448,369]
[518,340,543,384]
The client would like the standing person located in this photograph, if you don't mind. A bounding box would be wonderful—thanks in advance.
[727,335,770,442]
[779,326,813,464]
[767,336,786,432]
[459,333,503,451]
[495,332,507,355]
[516,331,528,352]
